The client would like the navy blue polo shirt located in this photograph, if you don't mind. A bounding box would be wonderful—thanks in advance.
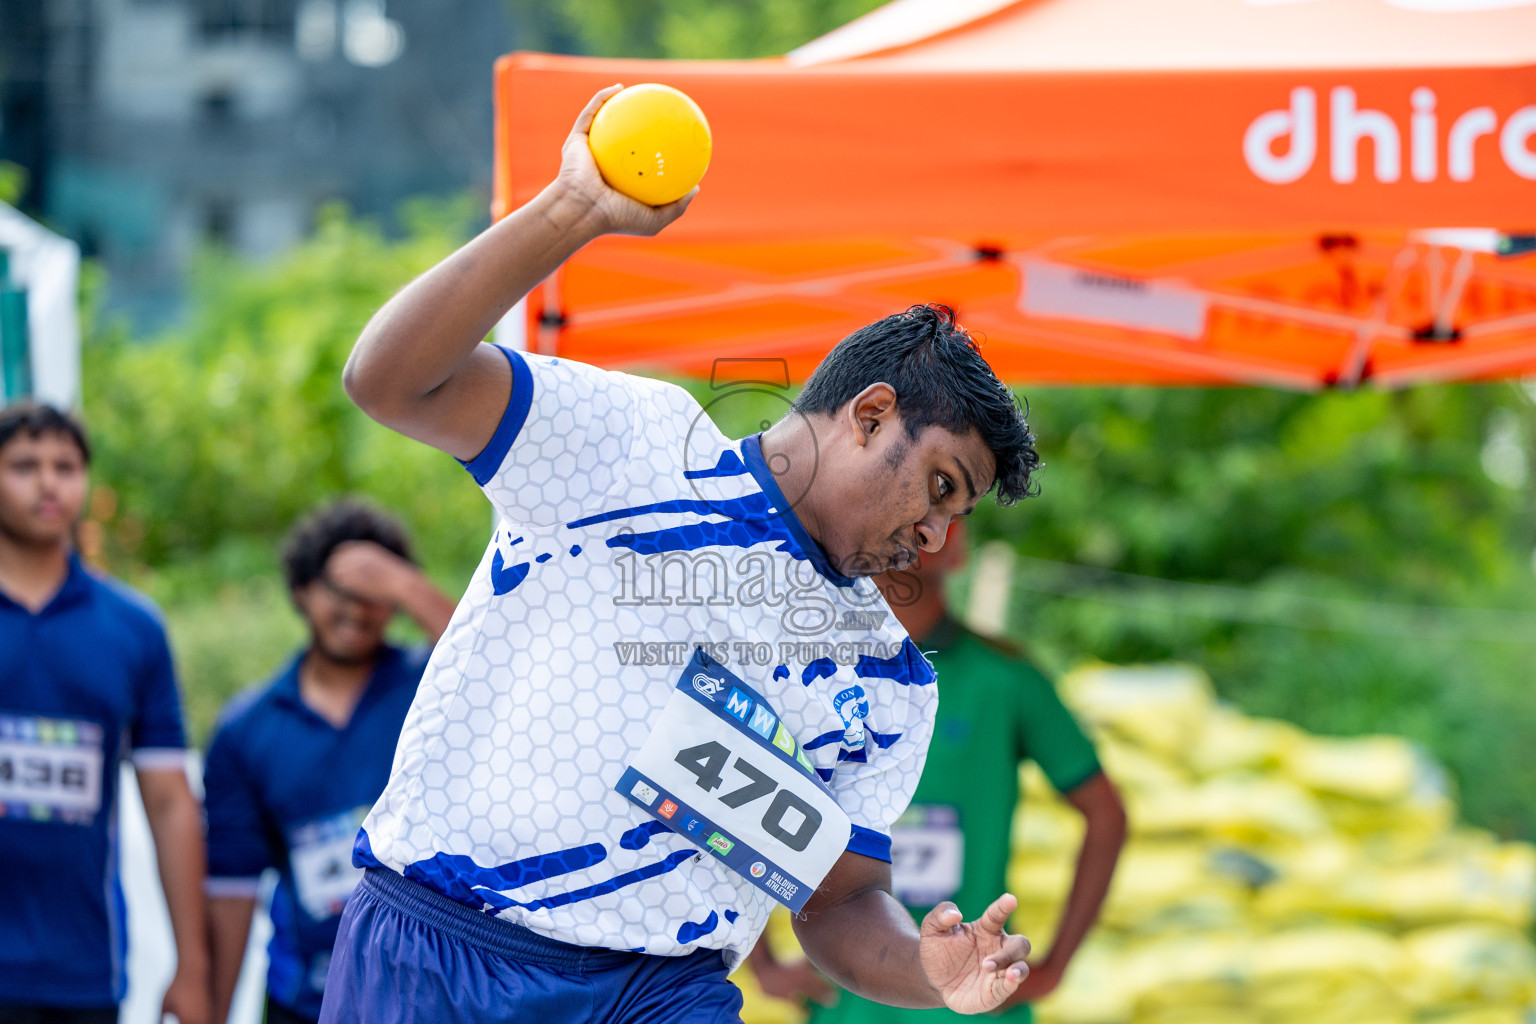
[0,554,187,1008]
[202,644,427,1021]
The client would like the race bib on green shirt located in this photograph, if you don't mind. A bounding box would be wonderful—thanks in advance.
[618,654,851,912]
[890,804,964,906]
[0,713,104,825]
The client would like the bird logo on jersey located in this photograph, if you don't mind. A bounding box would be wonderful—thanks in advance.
[833,685,870,754]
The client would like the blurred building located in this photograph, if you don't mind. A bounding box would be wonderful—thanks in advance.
[0,0,513,326]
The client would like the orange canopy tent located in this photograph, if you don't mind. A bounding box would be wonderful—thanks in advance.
[493,0,1536,389]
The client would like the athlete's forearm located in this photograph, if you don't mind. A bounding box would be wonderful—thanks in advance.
[139,769,212,991]
[794,888,944,1009]
[342,183,604,439]
[349,183,600,403]
[208,895,257,1024]
[342,87,692,460]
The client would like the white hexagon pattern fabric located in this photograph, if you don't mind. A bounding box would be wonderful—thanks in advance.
[357,349,937,968]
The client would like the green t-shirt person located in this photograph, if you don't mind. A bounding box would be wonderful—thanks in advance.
[809,617,1103,1024]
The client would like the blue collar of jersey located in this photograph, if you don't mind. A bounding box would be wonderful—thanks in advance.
[0,552,93,615]
[741,433,857,590]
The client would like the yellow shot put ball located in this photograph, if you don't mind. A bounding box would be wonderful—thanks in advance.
[588,84,712,207]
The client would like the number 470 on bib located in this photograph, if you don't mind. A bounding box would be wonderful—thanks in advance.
[674,741,822,852]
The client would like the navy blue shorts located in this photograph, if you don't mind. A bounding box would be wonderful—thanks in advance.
[318,869,744,1024]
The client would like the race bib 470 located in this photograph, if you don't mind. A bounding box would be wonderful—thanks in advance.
[618,652,851,912]
[0,713,105,825]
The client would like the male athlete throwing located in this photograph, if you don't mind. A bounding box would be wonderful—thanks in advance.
[321,87,1040,1024]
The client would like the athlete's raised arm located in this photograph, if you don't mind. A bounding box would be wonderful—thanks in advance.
[794,849,1032,1013]
[342,87,696,460]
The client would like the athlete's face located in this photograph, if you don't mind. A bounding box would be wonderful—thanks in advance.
[293,574,393,666]
[874,519,969,614]
[811,386,995,578]
[909,518,969,581]
[0,431,88,549]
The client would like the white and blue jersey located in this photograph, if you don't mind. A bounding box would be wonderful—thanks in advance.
[355,347,937,967]
[0,556,187,1008]
[202,644,428,1021]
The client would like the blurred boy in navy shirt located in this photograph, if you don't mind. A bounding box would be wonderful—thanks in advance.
[202,500,453,1024]
[0,402,209,1024]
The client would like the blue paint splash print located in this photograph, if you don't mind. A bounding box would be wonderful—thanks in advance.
[561,434,856,588]
[676,910,720,943]
[619,821,673,851]
[684,449,749,480]
[801,730,846,751]
[490,534,529,595]
[472,851,697,915]
[855,638,936,687]
[801,658,837,686]
[400,842,608,909]
[568,494,808,563]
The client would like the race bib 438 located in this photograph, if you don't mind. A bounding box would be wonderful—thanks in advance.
[618,652,851,912]
[0,713,105,825]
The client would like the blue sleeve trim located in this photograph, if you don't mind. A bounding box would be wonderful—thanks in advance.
[460,345,533,486]
[847,824,892,863]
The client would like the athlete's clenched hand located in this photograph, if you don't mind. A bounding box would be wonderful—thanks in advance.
[161,962,212,1024]
[552,86,697,238]
[918,894,1032,1015]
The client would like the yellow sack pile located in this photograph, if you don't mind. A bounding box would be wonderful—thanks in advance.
[1025,663,1536,1024]
[738,662,1536,1024]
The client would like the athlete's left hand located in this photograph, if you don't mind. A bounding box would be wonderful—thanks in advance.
[161,963,212,1024]
[918,894,1031,1015]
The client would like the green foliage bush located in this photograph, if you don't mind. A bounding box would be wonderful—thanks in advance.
[510,0,887,60]
[975,384,1536,840]
[83,200,492,734]
[85,199,489,583]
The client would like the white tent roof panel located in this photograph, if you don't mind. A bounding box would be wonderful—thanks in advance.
[790,0,1536,70]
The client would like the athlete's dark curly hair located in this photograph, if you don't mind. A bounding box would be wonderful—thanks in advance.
[793,304,1040,504]
[282,498,413,591]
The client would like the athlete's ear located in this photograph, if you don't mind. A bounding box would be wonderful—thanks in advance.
[846,383,898,447]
